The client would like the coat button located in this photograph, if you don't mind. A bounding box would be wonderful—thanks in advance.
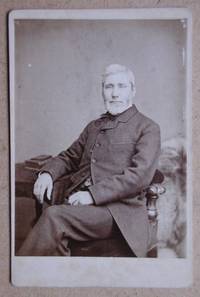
[100,130,105,134]
[91,158,96,163]
[95,143,100,147]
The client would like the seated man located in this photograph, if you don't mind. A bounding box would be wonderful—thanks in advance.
[17,64,161,257]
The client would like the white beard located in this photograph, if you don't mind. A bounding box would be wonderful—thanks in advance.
[105,101,132,115]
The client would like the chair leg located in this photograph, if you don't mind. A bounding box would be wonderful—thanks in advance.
[147,246,157,258]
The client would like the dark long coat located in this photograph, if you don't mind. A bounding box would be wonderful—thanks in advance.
[42,105,161,257]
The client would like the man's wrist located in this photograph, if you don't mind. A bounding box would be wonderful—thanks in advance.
[38,171,53,180]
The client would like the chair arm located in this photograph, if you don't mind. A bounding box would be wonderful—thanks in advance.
[145,184,166,222]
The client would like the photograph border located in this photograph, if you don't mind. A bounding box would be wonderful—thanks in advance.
[9,8,193,287]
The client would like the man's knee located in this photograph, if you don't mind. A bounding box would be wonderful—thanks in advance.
[42,205,64,222]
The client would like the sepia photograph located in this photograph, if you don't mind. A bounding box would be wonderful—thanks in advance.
[9,8,192,287]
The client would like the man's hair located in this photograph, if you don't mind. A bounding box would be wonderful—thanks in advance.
[102,64,135,88]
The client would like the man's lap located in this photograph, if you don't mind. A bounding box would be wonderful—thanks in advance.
[42,203,118,240]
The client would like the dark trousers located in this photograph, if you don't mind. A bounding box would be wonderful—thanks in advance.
[17,204,118,256]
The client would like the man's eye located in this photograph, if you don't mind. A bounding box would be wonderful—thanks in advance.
[105,84,113,89]
[118,84,127,88]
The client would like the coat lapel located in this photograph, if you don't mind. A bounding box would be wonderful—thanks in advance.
[100,105,138,131]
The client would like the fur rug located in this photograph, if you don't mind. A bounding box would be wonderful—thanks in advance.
[157,136,186,258]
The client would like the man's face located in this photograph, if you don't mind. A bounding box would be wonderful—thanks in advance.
[103,72,134,115]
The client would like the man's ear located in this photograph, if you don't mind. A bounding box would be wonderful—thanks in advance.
[102,83,105,100]
[131,83,136,97]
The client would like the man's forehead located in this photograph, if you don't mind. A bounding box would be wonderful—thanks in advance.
[104,72,130,84]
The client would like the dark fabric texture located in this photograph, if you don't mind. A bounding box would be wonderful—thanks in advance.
[17,204,118,256]
[20,105,161,257]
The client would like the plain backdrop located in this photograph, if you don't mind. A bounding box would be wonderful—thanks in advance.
[15,19,186,162]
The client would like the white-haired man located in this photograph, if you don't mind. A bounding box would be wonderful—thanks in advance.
[17,64,161,257]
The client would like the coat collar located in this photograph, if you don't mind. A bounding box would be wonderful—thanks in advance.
[100,105,138,130]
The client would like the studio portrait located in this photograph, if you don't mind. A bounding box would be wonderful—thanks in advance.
[10,12,191,283]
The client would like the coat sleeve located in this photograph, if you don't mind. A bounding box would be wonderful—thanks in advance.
[88,122,161,205]
[41,124,89,181]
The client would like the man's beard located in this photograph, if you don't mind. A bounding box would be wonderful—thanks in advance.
[105,100,132,115]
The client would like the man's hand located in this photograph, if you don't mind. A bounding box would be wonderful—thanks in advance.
[68,191,94,206]
[33,173,53,204]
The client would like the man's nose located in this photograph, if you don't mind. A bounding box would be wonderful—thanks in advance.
[112,87,119,98]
